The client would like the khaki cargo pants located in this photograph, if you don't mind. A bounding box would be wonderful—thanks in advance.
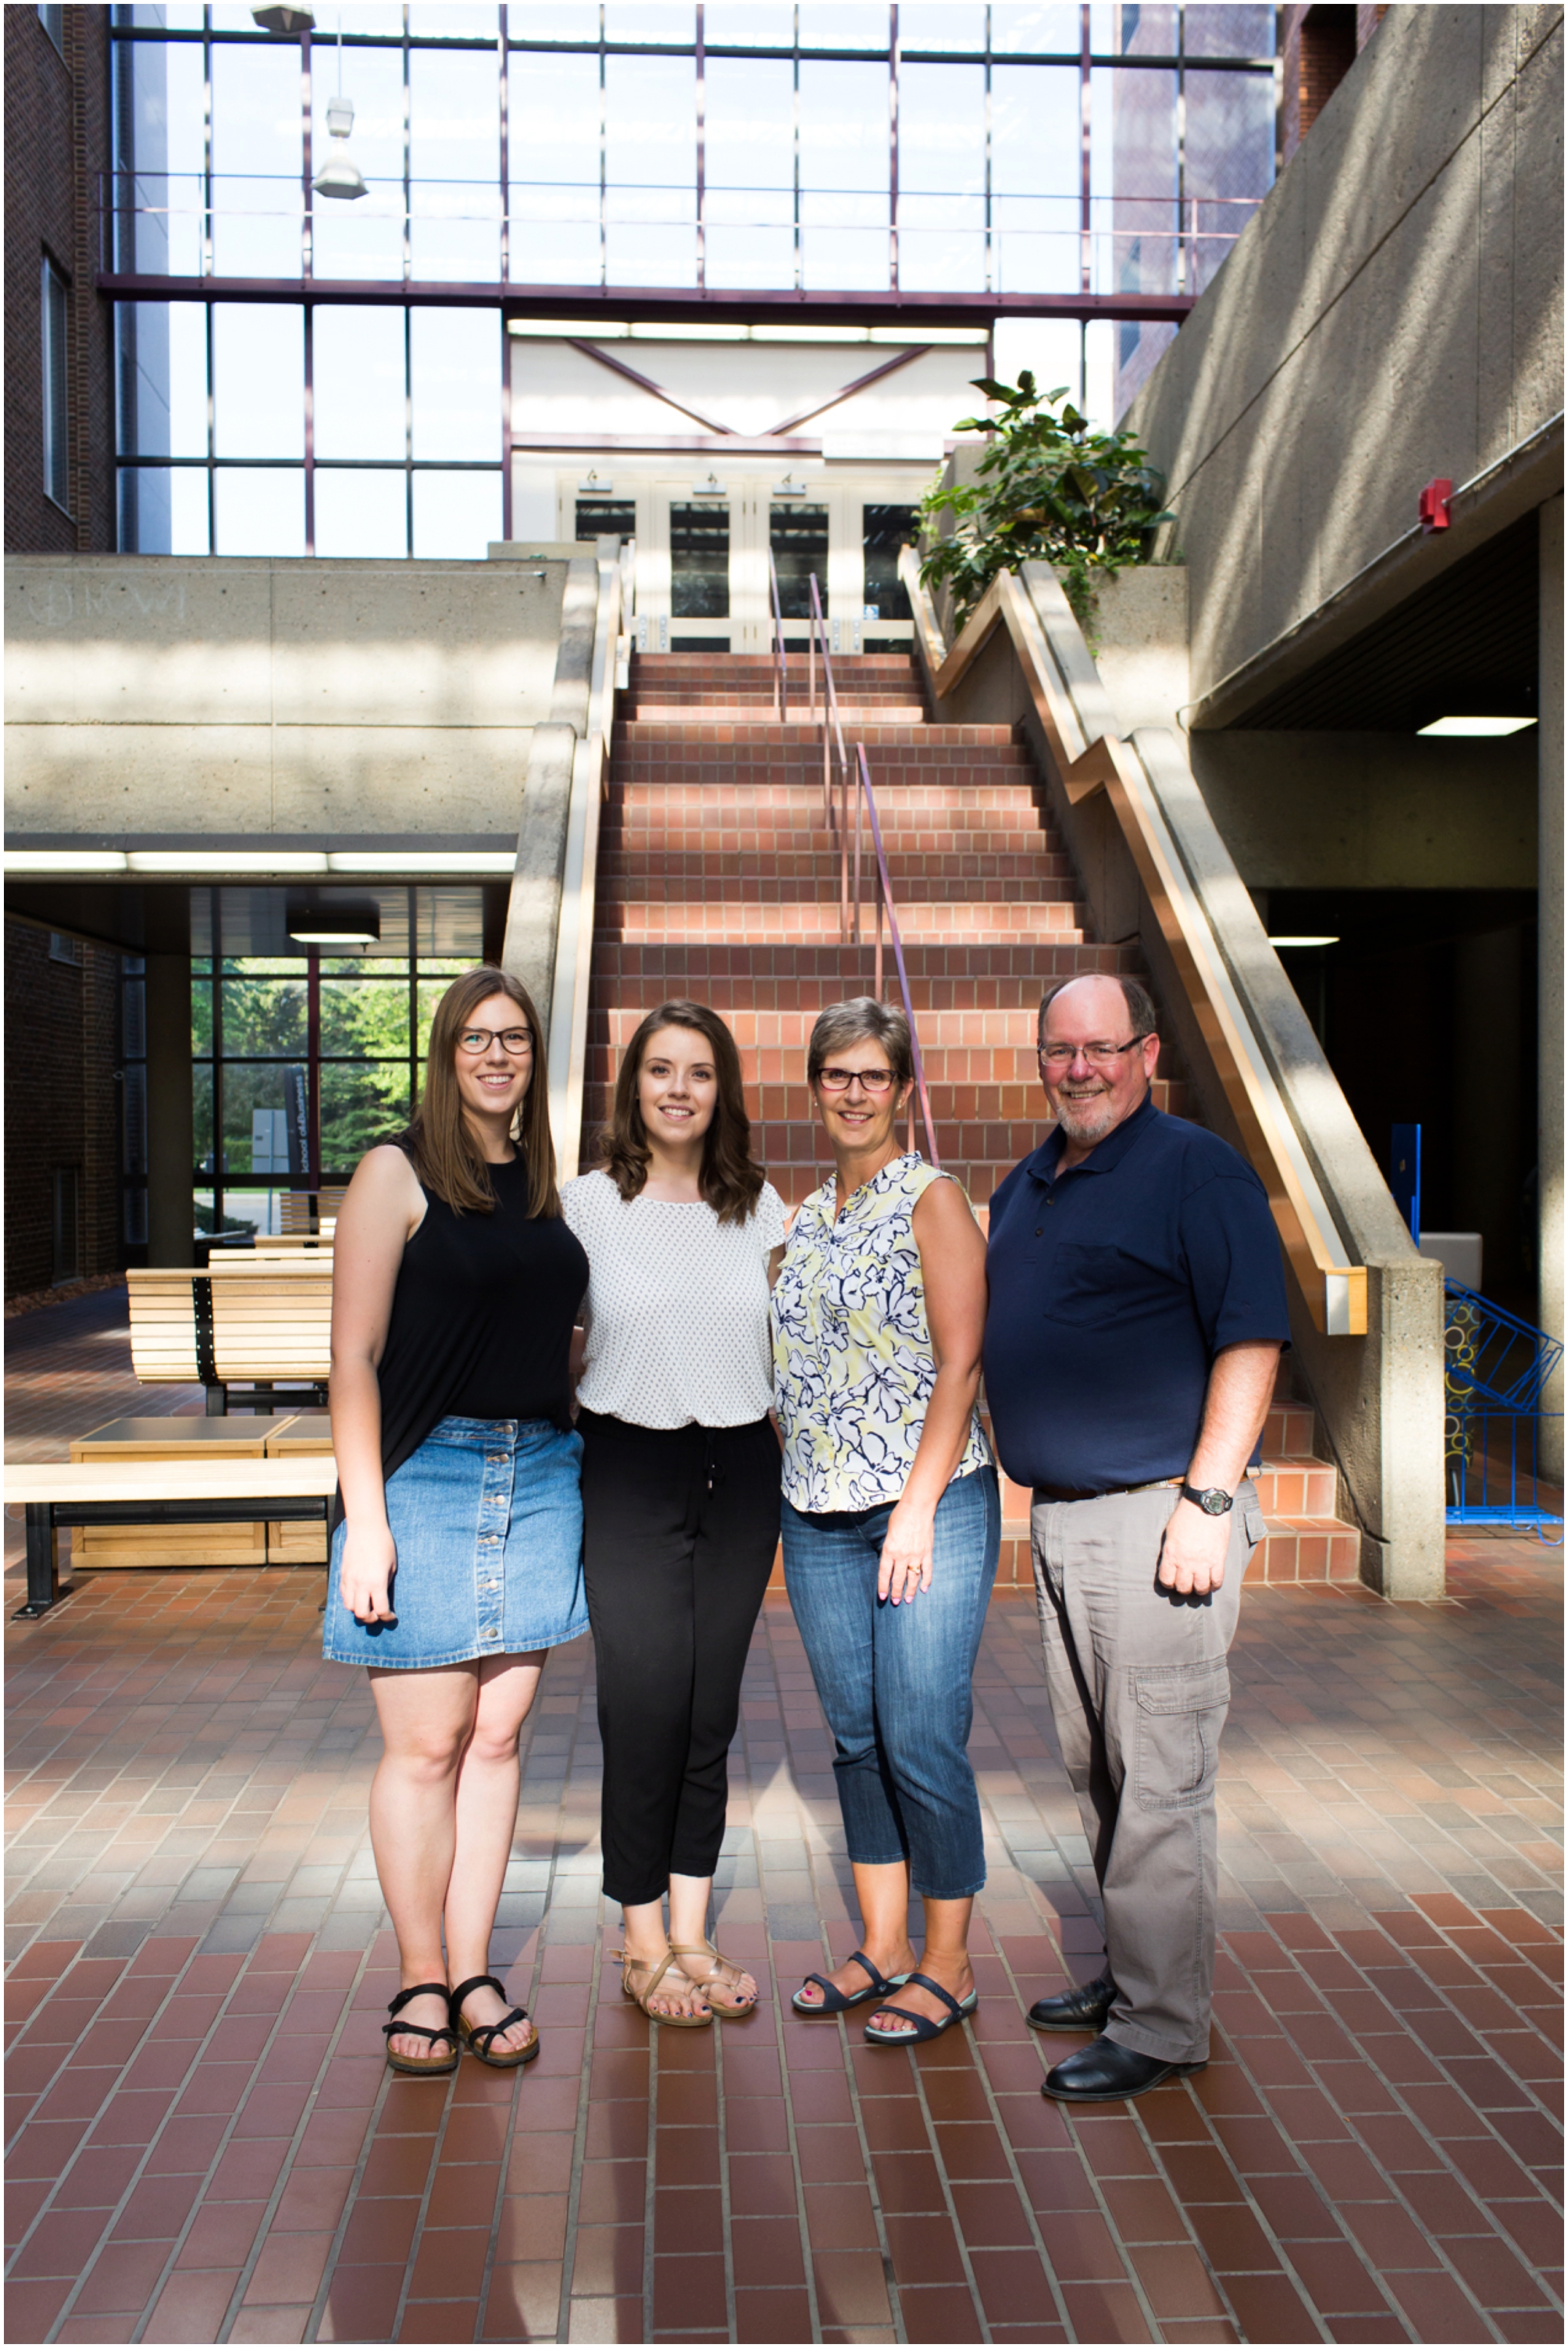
[1029,1481,1264,2065]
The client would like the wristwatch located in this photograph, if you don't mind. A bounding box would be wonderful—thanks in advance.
[1181,1483,1233,1515]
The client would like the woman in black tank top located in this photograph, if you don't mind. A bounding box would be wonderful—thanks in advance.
[329,968,587,2076]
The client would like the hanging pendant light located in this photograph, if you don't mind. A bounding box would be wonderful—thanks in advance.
[312,14,367,201]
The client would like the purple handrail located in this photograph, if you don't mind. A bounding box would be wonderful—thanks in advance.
[806,574,939,1168]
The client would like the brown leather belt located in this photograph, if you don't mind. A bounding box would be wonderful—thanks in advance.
[1032,1476,1182,1504]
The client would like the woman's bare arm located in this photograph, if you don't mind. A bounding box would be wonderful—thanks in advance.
[329,1145,425,1621]
[877,1179,988,1603]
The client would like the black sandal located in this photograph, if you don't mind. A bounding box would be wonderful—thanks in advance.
[792,1950,911,2015]
[449,1972,540,2070]
[864,1972,979,2045]
[382,1982,460,2075]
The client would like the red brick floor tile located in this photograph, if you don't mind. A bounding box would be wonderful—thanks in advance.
[1036,2208,1126,2281]
[1284,2237,1393,2315]
[1183,2199,1280,2273]
[653,2183,724,2255]
[803,2181,879,2253]
[1492,2317,1568,2343]
[967,2247,1062,2326]
[726,2095,790,2153]
[316,2262,404,2340]
[948,2177,1036,2247]
[73,2238,178,2315]
[651,2251,728,2330]
[882,2209,970,2285]
[572,2223,645,2297]
[5,2277,76,2340]
[1220,2270,1320,2342]
[172,2198,267,2269]
[1442,2228,1554,2310]
[244,2228,335,2307]
[409,2224,492,2300]
[1127,2241,1232,2320]
[898,2282,988,2341]
[811,2247,893,2328]
[335,2192,421,2267]
[1057,2279,1156,2340]
[482,2262,566,2339]
[734,2285,815,2341]
[727,2215,806,2287]
[564,2294,642,2342]
[137,2268,242,2343]
[1384,2266,1497,2340]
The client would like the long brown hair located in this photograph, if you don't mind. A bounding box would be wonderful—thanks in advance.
[404,967,559,1219]
[602,1000,764,1226]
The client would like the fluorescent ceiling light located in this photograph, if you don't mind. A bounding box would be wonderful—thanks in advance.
[505,320,985,347]
[1416,715,1536,737]
[129,851,329,873]
[1269,934,1340,948]
[4,849,127,872]
[328,852,517,873]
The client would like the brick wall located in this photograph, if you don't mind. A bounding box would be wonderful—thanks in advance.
[5,918,125,1297]
[4,5,114,554]
[1280,2,1389,165]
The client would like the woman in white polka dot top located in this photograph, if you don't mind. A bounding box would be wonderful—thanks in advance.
[563,1001,785,2028]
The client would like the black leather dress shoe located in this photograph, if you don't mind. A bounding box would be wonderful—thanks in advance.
[1042,2038,1205,2103]
[1026,1968,1118,2034]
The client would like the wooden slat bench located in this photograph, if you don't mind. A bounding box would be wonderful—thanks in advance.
[7,1456,339,1618]
[127,1262,333,1414]
[279,1188,346,1234]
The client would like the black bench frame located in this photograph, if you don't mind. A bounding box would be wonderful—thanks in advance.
[18,1496,332,1620]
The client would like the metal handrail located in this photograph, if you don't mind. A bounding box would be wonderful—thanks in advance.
[806,574,939,1167]
[766,548,788,720]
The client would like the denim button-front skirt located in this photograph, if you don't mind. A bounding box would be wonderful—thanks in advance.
[323,1415,587,1668]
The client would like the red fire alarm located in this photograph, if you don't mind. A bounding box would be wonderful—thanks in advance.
[1418,478,1453,533]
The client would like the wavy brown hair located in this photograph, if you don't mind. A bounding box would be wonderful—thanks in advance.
[404,967,559,1219]
[602,1000,765,1226]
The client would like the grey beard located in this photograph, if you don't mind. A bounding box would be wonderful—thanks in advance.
[1055,1091,1117,1142]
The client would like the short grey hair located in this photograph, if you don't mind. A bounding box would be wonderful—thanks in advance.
[807,997,913,1089]
[1037,974,1158,1045]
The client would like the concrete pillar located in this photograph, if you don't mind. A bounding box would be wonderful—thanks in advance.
[144,955,192,1268]
[1539,497,1563,1474]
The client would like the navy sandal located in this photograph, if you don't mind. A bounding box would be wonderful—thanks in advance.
[382,1982,460,2076]
[792,1949,911,2016]
[864,1971,978,2045]
[448,1973,540,2070]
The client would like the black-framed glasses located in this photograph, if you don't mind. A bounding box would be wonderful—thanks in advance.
[1037,1037,1148,1070]
[457,1026,534,1057]
[817,1066,897,1095]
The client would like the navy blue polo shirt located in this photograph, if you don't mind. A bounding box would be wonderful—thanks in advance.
[983,1097,1290,1492]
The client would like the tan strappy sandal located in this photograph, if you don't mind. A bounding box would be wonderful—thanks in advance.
[613,1945,713,2028]
[668,1940,759,2019]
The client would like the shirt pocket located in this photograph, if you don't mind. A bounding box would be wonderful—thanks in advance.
[1041,1242,1152,1327]
[1131,1657,1231,1811]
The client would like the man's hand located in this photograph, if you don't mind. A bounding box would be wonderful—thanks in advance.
[1157,1496,1232,1597]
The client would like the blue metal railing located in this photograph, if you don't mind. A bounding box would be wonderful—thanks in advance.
[1444,1281,1563,1538]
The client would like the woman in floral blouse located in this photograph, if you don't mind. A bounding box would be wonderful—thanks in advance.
[772,998,999,2045]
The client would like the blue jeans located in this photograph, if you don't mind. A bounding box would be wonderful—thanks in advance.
[781,1466,1000,1900]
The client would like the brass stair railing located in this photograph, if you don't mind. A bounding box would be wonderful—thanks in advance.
[805,574,939,1166]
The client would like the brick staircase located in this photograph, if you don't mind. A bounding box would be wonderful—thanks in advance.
[587,649,1360,1590]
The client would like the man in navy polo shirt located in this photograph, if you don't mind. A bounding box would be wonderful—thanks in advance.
[985,972,1289,2104]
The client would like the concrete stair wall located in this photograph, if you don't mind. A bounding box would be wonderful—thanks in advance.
[588,650,1362,1590]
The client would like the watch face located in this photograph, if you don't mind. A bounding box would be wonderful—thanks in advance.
[1201,1489,1228,1514]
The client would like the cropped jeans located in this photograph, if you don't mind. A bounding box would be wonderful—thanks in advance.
[782,1465,1000,1900]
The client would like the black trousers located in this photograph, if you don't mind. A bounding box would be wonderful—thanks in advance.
[579,1410,781,1906]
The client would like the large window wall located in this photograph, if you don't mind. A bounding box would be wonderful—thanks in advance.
[109,5,1276,554]
[189,885,484,1240]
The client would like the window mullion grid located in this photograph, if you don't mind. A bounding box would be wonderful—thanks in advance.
[499,4,512,536]
[1079,1,1091,296]
[404,305,414,557]
[205,301,216,552]
[402,7,412,285]
[888,7,898,294]
[301,24,314,278]
[202,8,214,280]
[792,18,800,293]
[211,889,224,1238]
[984,11,993,297]
[598,18,607,289]
[1176,7,1187,297]
[695,3,706,292]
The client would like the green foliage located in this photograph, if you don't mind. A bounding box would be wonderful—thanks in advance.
[918,371,1173,630]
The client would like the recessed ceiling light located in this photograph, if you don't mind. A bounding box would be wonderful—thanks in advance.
[1269,935,1340,948]
[287,901,381,946]
[1416,716,1536,737]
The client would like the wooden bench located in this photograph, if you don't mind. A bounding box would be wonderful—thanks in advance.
[280,1188,346,1234]
[7,1455,339,1618]
[127,1261,333,1414]
[252,1230,334,1259]
[63,1412,336,1572]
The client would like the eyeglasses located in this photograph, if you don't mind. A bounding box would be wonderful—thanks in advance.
[817,1065,898,1095]
[1037,1036,1147,1070]
[457,1027,534,1057]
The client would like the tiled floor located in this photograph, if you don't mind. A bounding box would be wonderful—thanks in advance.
[6,1293,1563,2344]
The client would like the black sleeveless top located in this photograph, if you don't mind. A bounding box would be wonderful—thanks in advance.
[372,1150,589,1494]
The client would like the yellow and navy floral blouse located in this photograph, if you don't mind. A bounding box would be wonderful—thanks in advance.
[771,1151,993,1513]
